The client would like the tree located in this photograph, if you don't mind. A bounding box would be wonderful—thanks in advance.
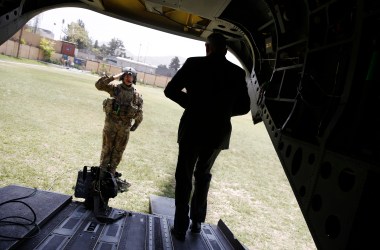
[156,64,170,76]
[99,44,108,57]
[39,38,55,61]
[107,38,125,56]
[63,19,91,49]
[77,19,85,28]
[93,40,99,49]
[91,47,102,59]
[169,56,180,72]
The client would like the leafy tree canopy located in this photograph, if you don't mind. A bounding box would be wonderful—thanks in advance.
[93,40,99,49]
[156,64,169,76]
[156,64,176,77]
[63,19,91,50]
[107,38,125,56]
[169,56,180,72]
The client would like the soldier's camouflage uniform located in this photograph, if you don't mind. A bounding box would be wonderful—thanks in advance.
[95,75,143,174]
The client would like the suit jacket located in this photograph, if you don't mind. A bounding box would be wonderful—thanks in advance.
[164,54,251,150]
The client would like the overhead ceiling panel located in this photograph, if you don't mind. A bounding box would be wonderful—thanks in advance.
[145,0,231,19]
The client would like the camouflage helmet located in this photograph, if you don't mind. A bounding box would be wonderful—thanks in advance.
[120,67,137,84]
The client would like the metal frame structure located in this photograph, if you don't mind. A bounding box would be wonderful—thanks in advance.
[0,1,379,249]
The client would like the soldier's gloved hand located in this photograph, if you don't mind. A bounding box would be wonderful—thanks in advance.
[113,72,124,80]
[130,124,138,131]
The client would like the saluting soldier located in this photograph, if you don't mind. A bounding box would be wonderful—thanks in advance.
[95,67,143,181]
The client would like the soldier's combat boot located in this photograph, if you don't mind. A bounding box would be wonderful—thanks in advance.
[114,172,131,193]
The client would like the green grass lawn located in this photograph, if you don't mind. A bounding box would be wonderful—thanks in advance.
[0,56,315,249]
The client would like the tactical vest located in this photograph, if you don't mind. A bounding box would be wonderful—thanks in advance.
[103,85,140,118]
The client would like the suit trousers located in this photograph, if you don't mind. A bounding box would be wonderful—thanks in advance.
[174,143,221,232]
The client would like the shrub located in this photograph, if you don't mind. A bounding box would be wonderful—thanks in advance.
[39,38,55,61]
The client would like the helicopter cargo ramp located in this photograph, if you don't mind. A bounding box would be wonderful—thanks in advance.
[0,185,247,250]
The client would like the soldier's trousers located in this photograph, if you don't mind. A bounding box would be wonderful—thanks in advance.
[100,115,131,174]
[173,143,221,232]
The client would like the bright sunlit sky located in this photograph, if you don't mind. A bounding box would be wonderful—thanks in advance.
[34,7,240,65]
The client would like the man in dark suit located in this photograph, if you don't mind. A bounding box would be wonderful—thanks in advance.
[164,32,251,241]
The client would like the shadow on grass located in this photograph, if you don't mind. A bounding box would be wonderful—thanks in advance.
[155,175,175,199]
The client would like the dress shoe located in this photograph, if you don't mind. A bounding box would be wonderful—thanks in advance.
[190,222,201,233]
[171,226,186,241]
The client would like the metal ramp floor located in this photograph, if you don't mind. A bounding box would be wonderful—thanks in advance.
[0,185,246,250]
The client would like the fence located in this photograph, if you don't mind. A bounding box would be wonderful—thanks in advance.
[0,40,171,88]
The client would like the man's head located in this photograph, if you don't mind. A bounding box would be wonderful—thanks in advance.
[120,67,137,85]
[205,33,227,56]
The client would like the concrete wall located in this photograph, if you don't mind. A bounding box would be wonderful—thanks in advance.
[0,40,73,62]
